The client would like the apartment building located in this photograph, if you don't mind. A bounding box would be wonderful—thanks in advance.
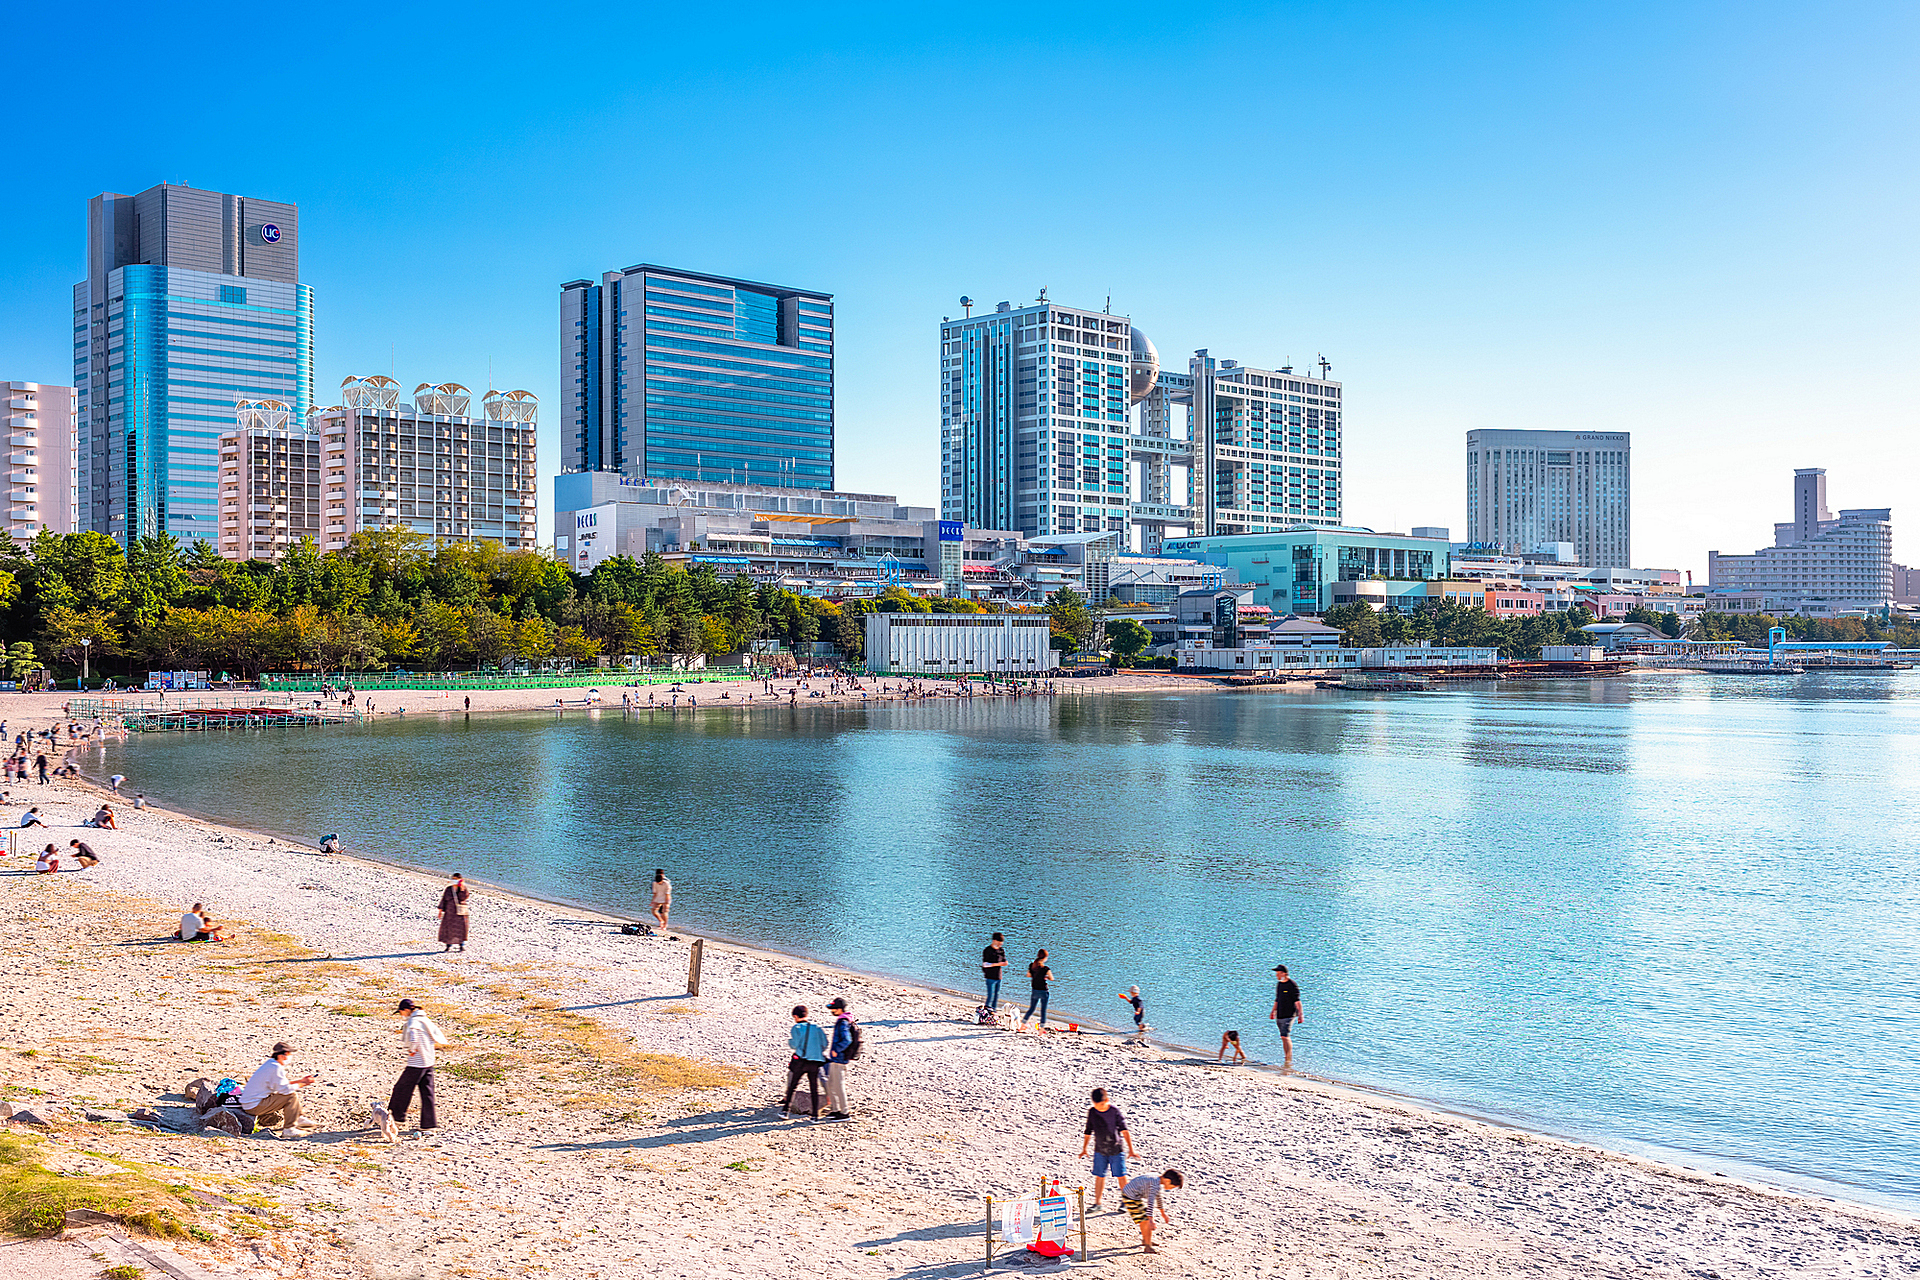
[1,381,77,538]
[1707,469,1893,613]
[312,375,538,553]
[217,401,321,560]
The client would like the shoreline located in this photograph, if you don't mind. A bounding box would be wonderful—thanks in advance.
[55,722,1920,1222]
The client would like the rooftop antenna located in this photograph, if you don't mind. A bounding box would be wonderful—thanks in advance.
[1318,354,1332,379]
[960,296,974,316]
[1039,286,1048,304]
[1104,292,1112,314]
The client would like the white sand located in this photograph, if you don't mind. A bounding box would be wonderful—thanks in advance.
[2,696,1917,1279]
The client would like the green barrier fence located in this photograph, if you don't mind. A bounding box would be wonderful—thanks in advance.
[255,669,761,693]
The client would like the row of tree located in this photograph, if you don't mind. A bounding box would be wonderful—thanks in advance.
[0,531,1105,679]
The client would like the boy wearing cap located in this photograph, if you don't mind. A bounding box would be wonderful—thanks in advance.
[388,999,448,1134]
[1270,965,1304,1070]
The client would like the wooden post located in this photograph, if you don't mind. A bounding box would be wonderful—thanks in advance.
[985,1195,994,1268]
[1077,1186,1087,1262]
[686,938,704,996]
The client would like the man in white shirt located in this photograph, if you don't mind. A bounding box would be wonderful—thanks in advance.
[177,904,206,941]
[238,1042,315,1136]
[388,999,447,1133]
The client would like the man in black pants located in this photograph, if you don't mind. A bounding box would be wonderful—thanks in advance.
[389,999,446,1135]
[780,1005,828,1120]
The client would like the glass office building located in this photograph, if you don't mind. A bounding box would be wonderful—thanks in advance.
[74,184,312,545]
[560,264,833,489]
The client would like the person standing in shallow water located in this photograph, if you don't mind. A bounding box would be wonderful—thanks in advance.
[437,874,470,953]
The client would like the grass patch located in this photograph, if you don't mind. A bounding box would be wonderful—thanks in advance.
[103,1266,144,1280]
[661,1004,694,1015]
[442,1055,514,1085]
[0,1134,198,1239]
[328,1006,374,1018]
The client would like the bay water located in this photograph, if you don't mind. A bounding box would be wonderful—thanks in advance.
[91,674,1920,1209]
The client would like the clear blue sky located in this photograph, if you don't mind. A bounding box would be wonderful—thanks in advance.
[3,1,1914,573]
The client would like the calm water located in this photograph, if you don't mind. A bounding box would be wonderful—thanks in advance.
[93,675,1920,1209]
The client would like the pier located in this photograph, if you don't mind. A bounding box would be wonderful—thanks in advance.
[68,695,355,733]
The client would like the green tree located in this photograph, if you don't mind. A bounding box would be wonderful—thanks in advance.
[1105,617,1152,663]
[1045,588,1096,652]
[4,641,38,680]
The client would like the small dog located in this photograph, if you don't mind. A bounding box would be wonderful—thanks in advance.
[371,1102,400,1142]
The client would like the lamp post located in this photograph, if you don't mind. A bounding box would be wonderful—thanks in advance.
[81,637,92,690]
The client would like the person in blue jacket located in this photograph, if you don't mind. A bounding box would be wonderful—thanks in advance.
[780,1005,829,1120]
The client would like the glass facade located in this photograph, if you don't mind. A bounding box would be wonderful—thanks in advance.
[562,265,833,489]
[1162,527,1450,616]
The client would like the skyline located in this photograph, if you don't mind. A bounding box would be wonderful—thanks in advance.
[2,2,1915,574]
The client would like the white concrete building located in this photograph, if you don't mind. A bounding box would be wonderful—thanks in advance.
[1,381,77,538]
[1707,469,1893,613]
[217,402,321,561]
[864,613,1057,675]
[314,376,538,552]
[1466,429,1631,568]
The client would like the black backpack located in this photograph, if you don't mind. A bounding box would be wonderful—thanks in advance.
[842,1019,864,1062]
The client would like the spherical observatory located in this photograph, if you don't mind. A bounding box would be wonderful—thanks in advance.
[1129,327,1160,402]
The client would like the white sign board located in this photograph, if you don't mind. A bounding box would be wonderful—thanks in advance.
[999,1198,1037,1245]
[1036,1195,1070,1241]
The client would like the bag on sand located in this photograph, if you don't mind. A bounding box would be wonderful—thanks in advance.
[975,1005,997,1026]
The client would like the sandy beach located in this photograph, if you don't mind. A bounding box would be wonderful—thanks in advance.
[1,694,1917,1279]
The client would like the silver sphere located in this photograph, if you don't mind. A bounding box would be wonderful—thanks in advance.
[1129,327,1160,403]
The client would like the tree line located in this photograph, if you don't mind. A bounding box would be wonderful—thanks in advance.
[0,531,1106,682]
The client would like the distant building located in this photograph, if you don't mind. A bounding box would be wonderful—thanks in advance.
[1894,564,1919,606]
[312,376,539,552]
[1466,429,1630,568]
[0,382,77,538]
[216,402,320,561]
[864,613,1057,675]
[561,264,832,489]
[1162,526,1452,616]
[1707,469,1892,613]
[1410,526,1450,541]
[1105,555,1227,606]
[75,183,312,544]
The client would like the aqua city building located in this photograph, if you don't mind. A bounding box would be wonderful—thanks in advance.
[75,184,312,545]
[1466,429,1631,568]
[560,265,833,490]
[939,294,1342,554]
[1161,526,1453,616]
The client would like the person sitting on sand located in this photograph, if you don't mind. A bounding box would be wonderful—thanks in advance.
[34,844,60,873]
[1216,1030,1247,1064]
[177,903,207,940]
[19,806,46,828]
[67,839,99,868]
[89,805,118,829]
[197,911,233,942]
[238,1041,316,1137]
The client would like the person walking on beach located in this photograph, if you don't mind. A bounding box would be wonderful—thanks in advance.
[1118,985,1148,1038]
[824,997,857,1120]
[1119,1170,1184,1254]
[437,874,470,953]
[780,1005,829,1121]
[1021,949,1053,1031]
[981,932,1007,1010]
[1270,964,1304,1070]
[463,696,470,714]
[650,869,672,928]
[384,999,447,1138]
[1079,1087,1138,1209]
[34,754,48,785]
[237,1042,316,1138]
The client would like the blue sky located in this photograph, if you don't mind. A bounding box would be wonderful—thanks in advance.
[3,1,1914,572]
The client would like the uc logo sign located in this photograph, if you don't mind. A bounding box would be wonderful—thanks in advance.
[260,223,281,243]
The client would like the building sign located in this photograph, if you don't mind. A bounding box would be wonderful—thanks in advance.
[259,223,281,243]
[939,520,964,542]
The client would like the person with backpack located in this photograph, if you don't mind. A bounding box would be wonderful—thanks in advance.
[824,996,861,1120]
[780,1005,829,1121]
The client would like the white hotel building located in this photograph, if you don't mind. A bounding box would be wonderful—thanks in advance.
[1467,429,1631,568]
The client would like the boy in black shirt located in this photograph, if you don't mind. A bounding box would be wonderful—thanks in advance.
[1271,964,1304,1070]
[1077,1087,1138,1208]
[981,932,1007,1010]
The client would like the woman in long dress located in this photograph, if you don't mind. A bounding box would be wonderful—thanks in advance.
[437,874,469,952]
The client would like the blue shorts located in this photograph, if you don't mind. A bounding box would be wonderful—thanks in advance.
[1277,1017,1294,1037]
[1092,1150,1126,1178]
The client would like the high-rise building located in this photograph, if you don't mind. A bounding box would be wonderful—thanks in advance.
[0,381,77,538]
[1708,469,1893,613]
[1466,429,1631,568]
[74,184,313,546]
[939,295,1343,553]
[311,376,538,553]
[560,264,832,489]
[217,401,321,562]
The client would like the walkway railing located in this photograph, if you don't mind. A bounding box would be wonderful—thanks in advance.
[256,668,758,693]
